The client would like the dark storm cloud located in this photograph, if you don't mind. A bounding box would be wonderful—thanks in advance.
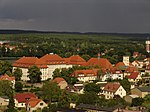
[0,0,150,33]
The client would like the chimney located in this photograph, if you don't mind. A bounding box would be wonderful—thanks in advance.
[98,53,100,60]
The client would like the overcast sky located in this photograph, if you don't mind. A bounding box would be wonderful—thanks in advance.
[0,0,150,33]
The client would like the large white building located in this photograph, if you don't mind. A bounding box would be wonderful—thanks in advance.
[13,54,86,81]
[13,57,49,81]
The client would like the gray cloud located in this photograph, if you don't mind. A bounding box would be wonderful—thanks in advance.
[0,0,150,33]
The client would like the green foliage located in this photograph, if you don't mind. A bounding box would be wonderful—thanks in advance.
[84,83,101,94]
[58,91,70,108]
[142,95,150,108]
[13,68,22,81]
[0,80,14,111]
[119,77,131,93]
[41,81,62,103]
[0,33,146,64]
[78,92,99,104]
[15,81,23,92]
[0,61,12,75]
[132,97,144,106]
[28,66,41,83]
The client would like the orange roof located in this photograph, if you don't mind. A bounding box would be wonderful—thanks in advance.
[26,97,41,107]
[128,72,139,79]
[0,74,15,81]
[115,62,133,68]
[13,57,48,68]
[65,55,86,65]
[14,92,37,103]
[53,77,66,84]
[115,62,125,67]
[103,82,121,93]
[40,54,65,65]
[110,67,122,74]
[86,58,112,69]
[125,67,138,73]
[71,69,98,77]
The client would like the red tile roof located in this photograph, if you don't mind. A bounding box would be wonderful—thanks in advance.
[71,69,98,77]
[115,62,134,68]
[40,54,65,65]
[0,74,15,81]
[65,55,86,65]
[103,82,121,93]
[128,72,139,79]
[115,62,125,67]
[13,57,48,68]
[53,77,66,84]
[110,67,122,74]
[14,92,37,103]
[125,67,138,73]
[26,97,41,107]
[86,58,112,69]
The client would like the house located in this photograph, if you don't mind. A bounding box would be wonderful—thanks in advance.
[109,67,123,80]
[0,96,9,106]
[64,55,86,66]
[53,77,68,89]
[127,71,142,83]
[132,60,143,68]
[74,84,84,94]
[71,69,98,82]
[14,92,37,108]
[131,86,150,98]
[40,53,72,79]
[124,67,138,77]
[145,63,150,74]
[13,57,49,81]
[124,95,139,103]
[101,82,126,99]
[26,97,47,112]
[0,74,15,88]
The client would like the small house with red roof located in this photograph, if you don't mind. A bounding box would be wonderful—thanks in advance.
[40,53,72,79]
[71,69,98,82]
[127,72,142,83]
[124,67,138,77]
[13,57,48,81]
[101,82,126,99]
[53,77,68,89]
[109,67,123,80]
[26,97,47,112]
[0,74,15,88]
[14,92,37,108]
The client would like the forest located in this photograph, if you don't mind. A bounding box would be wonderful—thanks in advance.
[0,33,148,64]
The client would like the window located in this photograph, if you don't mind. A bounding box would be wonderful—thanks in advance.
[40,103,43,106]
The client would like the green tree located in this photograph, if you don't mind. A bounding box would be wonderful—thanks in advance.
[13,67,22,81]
[78,92,99,104]
[0,61,12,75]
[132,97,144,106]
[28,66,41,83]
[142,95,150,108]
[0,80,15,111]
[119,77,131,93]
[15,81,23,92]
[84,83,101,94]
[41,81,62,103]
